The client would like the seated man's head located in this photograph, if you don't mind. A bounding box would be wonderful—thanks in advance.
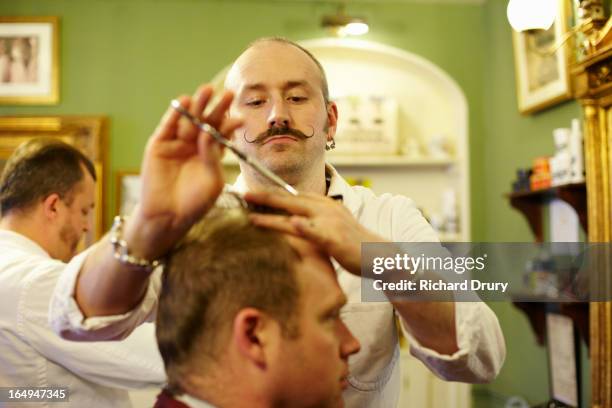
[156,207,360,408]
[0,138,96,262]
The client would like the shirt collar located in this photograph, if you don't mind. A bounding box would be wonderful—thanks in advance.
[231,172,249,195]
[324,163,363,217]
[0,229,51,258]
[177,394,218,408]
[230,163,362,216]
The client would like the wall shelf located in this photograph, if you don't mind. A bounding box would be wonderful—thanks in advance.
[506,182,587,243]
[512,301,589,348]
[505,182,589,351]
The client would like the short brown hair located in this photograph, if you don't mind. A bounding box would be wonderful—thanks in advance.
[0,138,96,215]
[156,207,301,392]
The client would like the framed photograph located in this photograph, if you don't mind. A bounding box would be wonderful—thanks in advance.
[0,17,59,105]
[511,0,572,114]
[115,163,241,218]
[115,171,141,217]
[0,116,107,247]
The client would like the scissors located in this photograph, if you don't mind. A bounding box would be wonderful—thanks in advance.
[170,99,299,196]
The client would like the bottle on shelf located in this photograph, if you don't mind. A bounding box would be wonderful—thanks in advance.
[570,118,585,183]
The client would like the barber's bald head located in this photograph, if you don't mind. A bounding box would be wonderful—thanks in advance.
[225,37,329,104]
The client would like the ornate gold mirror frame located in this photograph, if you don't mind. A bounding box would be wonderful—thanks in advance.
[570,16,612,408]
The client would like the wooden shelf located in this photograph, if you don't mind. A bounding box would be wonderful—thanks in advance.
[505,182,590,351]
[512,301,589,349]
[222,154,456,168]
[506,182,587,242]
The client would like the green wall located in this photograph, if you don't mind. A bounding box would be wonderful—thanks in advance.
[479,1,586,407]
[0,0,590,406]
[482,1,581,243]
[0,0,486,228]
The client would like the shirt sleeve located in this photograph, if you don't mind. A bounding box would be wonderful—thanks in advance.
[399,302,506,383]
[20,255,166,389]
[389,195,507,383]
[387,194,440,243]
[49,244,162,341]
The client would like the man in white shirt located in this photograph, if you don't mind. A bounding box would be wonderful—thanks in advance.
[0,138,165,407]
[50,38,506,407]
[152,207,360,408]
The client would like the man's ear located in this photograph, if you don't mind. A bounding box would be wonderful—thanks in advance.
[41,193,62,220]
[326,101,338,141]
[232,308,279,369]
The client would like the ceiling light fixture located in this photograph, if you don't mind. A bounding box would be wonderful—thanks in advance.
[322,4,369,37]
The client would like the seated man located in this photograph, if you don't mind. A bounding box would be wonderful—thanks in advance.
[153,206,360,408]
[0,138,165,407]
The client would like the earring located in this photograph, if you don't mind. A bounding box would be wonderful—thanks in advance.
[325,139,336,151]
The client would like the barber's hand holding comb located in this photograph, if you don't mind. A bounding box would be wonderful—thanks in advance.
[245,191,385,276]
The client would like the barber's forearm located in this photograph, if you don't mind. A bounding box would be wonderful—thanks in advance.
[75,212,176,317]
[372,243,459,355]
[393,301,459,355]
[75,237,152,317]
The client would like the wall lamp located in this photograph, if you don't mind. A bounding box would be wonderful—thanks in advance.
[507,0,557,32]
[507,0,608,55]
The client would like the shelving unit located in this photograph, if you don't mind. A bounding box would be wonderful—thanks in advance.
[506,182,589,347]
[507,182,589,407]
[507,182,587,243]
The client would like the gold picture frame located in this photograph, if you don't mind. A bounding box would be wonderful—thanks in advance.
[0,16,59,105]
[115,170,141,217]
[512,0,572,114]
[569,16,612,406]
[115,162,241,218]
[0,116,108,247]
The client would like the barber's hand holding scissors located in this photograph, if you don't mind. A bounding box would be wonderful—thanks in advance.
[125,85,243,259]
[74,84,243,320]
[245,191,386,276]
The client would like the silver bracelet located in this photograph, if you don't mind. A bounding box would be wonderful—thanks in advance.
[110,215,162,271]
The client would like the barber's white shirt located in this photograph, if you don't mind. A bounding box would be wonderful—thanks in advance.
[49,165,506,408]
[0,230,165,408]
